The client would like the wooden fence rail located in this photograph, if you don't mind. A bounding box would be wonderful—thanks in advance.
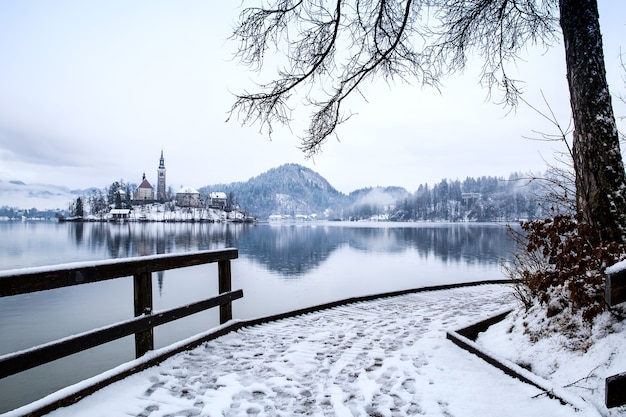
[0,248,242,380]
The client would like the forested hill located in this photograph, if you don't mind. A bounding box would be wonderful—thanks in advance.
[391,175,547,222]
[199,164,348,220]
[200,164,549,221]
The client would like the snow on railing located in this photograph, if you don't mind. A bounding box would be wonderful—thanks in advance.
[0,248,242,379]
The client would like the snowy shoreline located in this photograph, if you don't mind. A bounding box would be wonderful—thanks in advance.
[58,205,256,223]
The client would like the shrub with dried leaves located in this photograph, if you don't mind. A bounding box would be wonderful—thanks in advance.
[506,212,626,323]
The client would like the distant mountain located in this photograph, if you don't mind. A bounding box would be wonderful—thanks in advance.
[199,163,349,219]
[0,165,409,218]
[2,165,545,222]
[200,165,549,222]
[199,164,412,220]
[0,179,91,210]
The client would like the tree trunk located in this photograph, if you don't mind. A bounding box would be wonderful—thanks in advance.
[559,0,626,244]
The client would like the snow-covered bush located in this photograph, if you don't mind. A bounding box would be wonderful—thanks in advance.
[506,212,626,329]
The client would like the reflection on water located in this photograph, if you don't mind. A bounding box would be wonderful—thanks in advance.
[236,223,513,276]
[1,222,515,275]
[0,221,516,412]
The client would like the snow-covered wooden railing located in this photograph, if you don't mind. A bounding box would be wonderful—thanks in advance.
[604,261,626,408]
[605,260,626,308]
[0,248,242,380]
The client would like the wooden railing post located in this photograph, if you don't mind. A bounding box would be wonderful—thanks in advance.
[605,267,626,408]
[133,271,154,358]
[606,269,626,307]
[0,248,240,381]
[218,260,232,324]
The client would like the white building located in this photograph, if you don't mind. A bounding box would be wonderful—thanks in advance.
[176,186,200,207]
[209,192,228,210]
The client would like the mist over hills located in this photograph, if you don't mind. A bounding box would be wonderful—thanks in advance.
[199,163,408,220]
[1,164,410,219]
[206,164,546,221]
[0,179,93,211]
[198,164,543,221]
[3,163,547,221]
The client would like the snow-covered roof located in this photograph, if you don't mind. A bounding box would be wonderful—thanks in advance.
[209,191,227,199]
[109,209,131,214]
[176,186,199,195]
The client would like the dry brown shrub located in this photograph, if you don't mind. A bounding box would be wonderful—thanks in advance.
[506,213,626,323]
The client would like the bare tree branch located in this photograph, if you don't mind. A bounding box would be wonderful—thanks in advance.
[228,0,558,155]
[517,91,576,213]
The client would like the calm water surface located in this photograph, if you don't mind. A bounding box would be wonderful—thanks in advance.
[0,221,516,412]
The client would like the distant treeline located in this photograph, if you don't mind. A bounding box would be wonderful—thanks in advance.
[0,206,62,220]
[201,164,556,222]
[347,173,550,222]
[3,165,559,223]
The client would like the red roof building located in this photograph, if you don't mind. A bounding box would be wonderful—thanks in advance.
[133,173,154,202]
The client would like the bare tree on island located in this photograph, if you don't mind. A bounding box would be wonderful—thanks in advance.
[228,0,626,246]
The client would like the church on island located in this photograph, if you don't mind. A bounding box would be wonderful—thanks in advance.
[130,151,220,209]
[106,150,253,222]
[132,150,169,204]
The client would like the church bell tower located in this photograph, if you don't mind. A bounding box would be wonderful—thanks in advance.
[157,150,166,202]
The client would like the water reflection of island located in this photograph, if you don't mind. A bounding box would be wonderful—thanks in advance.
[69,222,516,278]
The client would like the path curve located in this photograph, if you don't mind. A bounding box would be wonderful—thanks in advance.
[43,284,587,417]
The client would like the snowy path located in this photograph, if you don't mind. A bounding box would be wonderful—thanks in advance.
[39,284,589,416]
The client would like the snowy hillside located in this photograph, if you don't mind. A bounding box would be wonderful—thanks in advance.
[200,163,349,219]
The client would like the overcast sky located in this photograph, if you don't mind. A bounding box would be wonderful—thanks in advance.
[0,1,624,195]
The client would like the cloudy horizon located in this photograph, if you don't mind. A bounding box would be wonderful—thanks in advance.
[0,1,624,195]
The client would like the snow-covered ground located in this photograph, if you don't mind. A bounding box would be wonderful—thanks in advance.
[84,205,249,222]
[5,284,625,417]
[477,301,626,416]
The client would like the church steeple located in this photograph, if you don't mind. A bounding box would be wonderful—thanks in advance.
[159,149,165,170]
[157,149,167,202]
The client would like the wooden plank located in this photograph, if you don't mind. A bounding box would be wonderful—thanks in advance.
[606,269,626,307]
[606,372,626,408]
[0,289,243,379]
[134,272,154,357]
[218,260,232,324]
[455,310,512,341]
[0,248,238,297]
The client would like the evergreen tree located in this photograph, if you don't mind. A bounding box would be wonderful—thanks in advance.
[74,197,84,217]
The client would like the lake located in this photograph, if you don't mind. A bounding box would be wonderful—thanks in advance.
[0,221,517,412]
